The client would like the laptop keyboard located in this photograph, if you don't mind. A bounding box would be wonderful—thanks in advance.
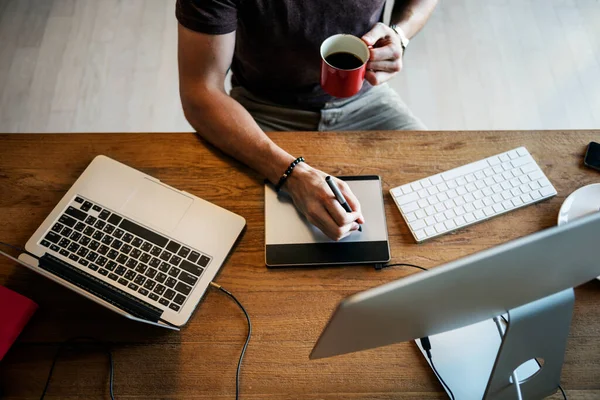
[39,196,212,312]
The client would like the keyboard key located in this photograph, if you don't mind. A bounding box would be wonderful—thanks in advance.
[396,192,419,206]
[159,250,172,261]
[410,181,422,191]
[540,186,555,197]
[415,230,426,241]
[111,240,123,250]
[434,223,446,233]
[77,247,89,257]
[94,220,106,230]
[140,253,151,263]
[512,197,524,207]
[59,215,78,230]
[118,278,128,286]
[435,213,446,223]
[165,278,177,288]
[119,219,168,247]
[122,233,134,243]
[98,210,111,220]
[74,196,84,203]
[115,266,127,276]
[178,247,191,258]
[125,270,136,280]
[156,272,167,283]
[108,273,118,281]
[145,268,158,279]
[98,268,108,276]
[406,213,417,223]
[50,244,60,252]
[168,267,180,277]
[41,239,51,248]
[159,262,171,272]
[130,248,142,259]
[401,202,419,213]
[74,222,86,232]
[87,263,98,271]
[134,275,146,285]
[169,303,180,312]
[170,255,182,266]
[58,238,71,248]
[92,231,104,240]
[143,280,156,290]
[85,216,97,225]
[454,216,466,226]
[166,241,181,254]
[97,256,108,267]
[412,220,426,231]
[173,293,186,305]
[474,210,485,220]
[135,264,148,274]
[149,293,159,301]
[180,260,202,276]
[159,298,170,307]
[493,204,504,213]
[59,249,69,257]
[521,193,533,203]
[52,223,63,233]
[114,229,124,239]
[530,190,542,200]
[179,271,198,286]
[126,259,138,269]
[141,242,153,252]
[128,283,139,291]
[108,214,122,226]
[106,261,118,271]
[164,289,176,300]
[188,251,200,263]
[424,216,435,226]
[483,207,495,216]
[121,244,132,255]
[444,220,456,230]
[103,224,115,234]
[138,288,149,296]
[154,284,166,296]
[100,235,112,246]
[70,231,82,242]
[132,237,143,248]
[69,253,79,262]
[464,213,475,223]
[89,240,100,251]
[150,246,162,256]
[45,232,61,243]
[86,252,99,262]
[65,207,87,221]
[80,201,92,211]
[425,226,436,236]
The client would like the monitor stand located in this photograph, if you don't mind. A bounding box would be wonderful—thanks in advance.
[415,288,574,400]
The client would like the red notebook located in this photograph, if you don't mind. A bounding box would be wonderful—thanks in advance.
[0,286,37,360]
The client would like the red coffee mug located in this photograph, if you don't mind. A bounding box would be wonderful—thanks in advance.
[320,34,370,98]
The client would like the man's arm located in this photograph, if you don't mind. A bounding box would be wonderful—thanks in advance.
[391,0,438,39]
[177,25,364,240]
[361,0,438,85]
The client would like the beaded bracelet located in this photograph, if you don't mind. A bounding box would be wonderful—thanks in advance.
[275,157,305,192]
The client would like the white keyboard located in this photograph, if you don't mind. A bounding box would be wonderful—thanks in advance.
[390,147,557,242]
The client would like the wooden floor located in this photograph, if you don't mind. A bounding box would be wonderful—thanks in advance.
[0,0,599,133]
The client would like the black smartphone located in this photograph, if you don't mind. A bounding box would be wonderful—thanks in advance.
[584,142,600,172]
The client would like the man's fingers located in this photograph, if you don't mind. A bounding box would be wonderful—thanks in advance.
[366,60,402,73]
[361,22,390,46]
[337,182,365,224]
[310,205,358,241]
[324,199,362,226]
[369,44,400,61]
[365,70,394,86]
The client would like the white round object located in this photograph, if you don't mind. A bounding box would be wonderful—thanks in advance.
[557,183,600,280]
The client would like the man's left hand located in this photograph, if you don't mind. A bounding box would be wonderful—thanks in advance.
[361,22,404,86]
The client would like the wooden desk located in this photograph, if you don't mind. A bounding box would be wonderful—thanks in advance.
[1,131,599,399]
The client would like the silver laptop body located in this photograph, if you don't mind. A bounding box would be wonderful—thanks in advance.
[17,155,245,329]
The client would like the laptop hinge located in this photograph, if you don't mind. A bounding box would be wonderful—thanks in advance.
[38,253,163,323]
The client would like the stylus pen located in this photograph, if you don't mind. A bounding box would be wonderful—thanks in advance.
[325,176,362,232]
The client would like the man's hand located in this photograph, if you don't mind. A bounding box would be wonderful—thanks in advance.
[361,22,404,86]
[283,163,365,241]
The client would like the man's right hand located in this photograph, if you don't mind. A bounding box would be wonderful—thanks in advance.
[283,163,365,241]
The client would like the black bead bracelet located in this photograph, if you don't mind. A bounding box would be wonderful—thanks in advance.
[275,157,305,192]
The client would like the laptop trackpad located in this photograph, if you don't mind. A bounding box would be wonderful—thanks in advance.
[122,178,193,233]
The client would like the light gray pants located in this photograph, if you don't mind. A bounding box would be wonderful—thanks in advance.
[230,84,426,132]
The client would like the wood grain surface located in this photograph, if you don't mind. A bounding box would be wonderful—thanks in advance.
[0,131,599,399]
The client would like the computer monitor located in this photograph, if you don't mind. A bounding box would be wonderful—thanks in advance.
[310,212,600,399]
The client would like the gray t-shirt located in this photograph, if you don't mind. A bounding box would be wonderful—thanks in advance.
[176,0,385,110]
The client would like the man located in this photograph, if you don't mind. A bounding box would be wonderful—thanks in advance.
[177,0,438,240]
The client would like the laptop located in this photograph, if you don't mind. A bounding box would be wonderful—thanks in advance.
[13,155,245,330]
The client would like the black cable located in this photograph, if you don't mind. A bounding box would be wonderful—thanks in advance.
[498,316,567,400]
[40,337,114,400]
[210,282,252,400]
[375,262,428,271]
[419,337,455,400]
